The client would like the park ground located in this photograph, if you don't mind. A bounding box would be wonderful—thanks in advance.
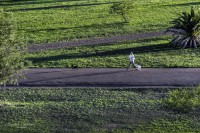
[0,86,200,132]
[1,0,200,132]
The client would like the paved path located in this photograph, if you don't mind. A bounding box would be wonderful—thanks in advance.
[17,31,199,88]
[28,31,171,52]
[17,68,200,87]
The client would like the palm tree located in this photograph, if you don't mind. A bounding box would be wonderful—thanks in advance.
[167,7,200,48]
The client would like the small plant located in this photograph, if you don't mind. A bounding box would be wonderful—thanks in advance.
[167,7,200,48]
[110,0,133,23]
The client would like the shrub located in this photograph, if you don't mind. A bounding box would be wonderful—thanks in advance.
[110,0,133,23]
[0,9,27,85]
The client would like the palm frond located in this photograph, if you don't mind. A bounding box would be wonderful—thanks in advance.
[168,7,200,48]
[193,39,198,48]
[189,39,193,48]
[181,38,190,48]
[167,28,187,36]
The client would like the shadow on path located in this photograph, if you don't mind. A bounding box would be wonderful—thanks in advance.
[18,68,200,87]
[21,69,130,84]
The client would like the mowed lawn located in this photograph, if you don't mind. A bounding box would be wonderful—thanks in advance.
[26,37,200,68]
[0,87,200,133]
[2,0,200,68]
[0,0,198,44]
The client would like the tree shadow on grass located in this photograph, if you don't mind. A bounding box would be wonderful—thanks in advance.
[6,2,115,11]
[27,39,175,63]
[164,2,200,7]
[0,0,11,2]
[23,22,125,33]
[0,0,86,6]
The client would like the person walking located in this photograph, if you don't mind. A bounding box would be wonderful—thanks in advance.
[127,52,135,70]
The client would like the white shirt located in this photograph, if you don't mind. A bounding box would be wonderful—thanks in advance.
[129,54,135,62]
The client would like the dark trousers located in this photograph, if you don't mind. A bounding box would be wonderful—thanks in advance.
[127,61,135,70]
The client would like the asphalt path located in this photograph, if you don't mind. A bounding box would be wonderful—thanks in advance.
[17,68,200,88]
[14,31,199,88]
[28,31,171,52]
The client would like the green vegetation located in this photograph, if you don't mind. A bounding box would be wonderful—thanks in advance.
[26,37,200,68]
[135,118,200,133]
[0,0,197,44]
[0,0,199,131]
[167,7,200,48]
[0,9,26,85]
[110,0,133,23]
[163,86,200,112]
[0,87,199,132]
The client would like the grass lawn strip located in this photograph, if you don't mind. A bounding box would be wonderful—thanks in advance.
[26,37,200,68]
[0,0,196,44]
[0,87,200,132]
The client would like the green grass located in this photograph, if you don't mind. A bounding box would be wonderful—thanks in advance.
[0,87,200,132]
[135,118,200,133]
[163,86,200,112]
[26,37,200,68]
[0,0,198,44]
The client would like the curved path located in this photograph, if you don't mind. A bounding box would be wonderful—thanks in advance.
[17,68,200,88]
[28,31,171,52]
